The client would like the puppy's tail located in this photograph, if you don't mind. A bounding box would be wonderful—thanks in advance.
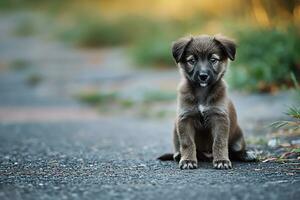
[157,153,174,161]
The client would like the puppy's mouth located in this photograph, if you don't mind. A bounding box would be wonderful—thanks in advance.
[200,83,208,87]
[198,79,210,87]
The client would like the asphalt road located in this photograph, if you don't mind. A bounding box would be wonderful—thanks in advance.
[0,120,299,200]
[0,12,299,200]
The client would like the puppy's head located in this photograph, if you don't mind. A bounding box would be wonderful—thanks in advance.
[172,34,236,87]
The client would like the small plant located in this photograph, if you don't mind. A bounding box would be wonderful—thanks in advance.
[271,76,299,130]
[270,106,300,130]
[270,73,300,130]
[266,74,300,162]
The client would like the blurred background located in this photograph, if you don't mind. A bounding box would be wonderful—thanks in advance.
[1,0,299,90]
[0,2,300,197]
[0,0,299,149]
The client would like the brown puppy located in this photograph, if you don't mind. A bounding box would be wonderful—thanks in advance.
[158,34,256,170]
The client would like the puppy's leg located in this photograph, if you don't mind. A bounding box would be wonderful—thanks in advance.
[173,123,181,162]
[211,114,232,170]
[177,119,197,169]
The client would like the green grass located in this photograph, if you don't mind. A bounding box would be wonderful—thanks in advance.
[270,106,300,130]
[60,19,130,47]
[58,15,164,48]
[130,18,203,67]
[10,59,31,71]
[75,89,176,118]
[77,89,176,106]
[292,148,300,153]
[246,137,268,146]
[290,72,300,101]
[0,0,69,11]
[14,18,36,36]
[132,25,300,91]
[228,27,300,91]
[76,91,117,106]
[131,35,175,67]
[142,90,177,103]
[119,99,135,108]
[5,4,298,92]
[269,74,300,130]
[26,73,43,86]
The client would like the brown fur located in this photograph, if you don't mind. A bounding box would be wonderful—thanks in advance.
[158,34,256,170]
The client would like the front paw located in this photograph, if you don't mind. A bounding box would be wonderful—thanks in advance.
[179,159,198,170]
[213,160,232,170]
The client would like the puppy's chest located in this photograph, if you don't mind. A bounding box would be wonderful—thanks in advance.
[180,92,220,122]
[194,90,210,113]
[198,104,209,115]
[195,94,211,116]
[190,103,209,129]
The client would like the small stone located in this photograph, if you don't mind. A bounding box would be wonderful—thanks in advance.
[268,138,280,147]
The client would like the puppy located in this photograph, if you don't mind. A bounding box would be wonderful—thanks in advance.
[158,34,256,170]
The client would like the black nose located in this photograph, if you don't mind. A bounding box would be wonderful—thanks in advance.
[199,73,209,81]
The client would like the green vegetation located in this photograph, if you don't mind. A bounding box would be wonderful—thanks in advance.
[76,90,118,106]
[76,89,176,118]
[58,16,175,48]
[266,75,300,162]
[14,18,36,36]
[26,73,43,86]
[246,137,268,146]
[131,35,174,67]
[119,99,135,108]
[271,106,300,130]
[10,59,31,71]
[290,72,300,100]
[0,0,69,11]
[3,1,299,92]
[142,90,176,103]
[77,89,176,106]
[131,26,300,92]
[228,28,300,92]
[129,19,200,66]
[270,74,299,130]
[54,17,300,91]
[130,25,300,92]
[59,17,130,47]
[58,13,195,63]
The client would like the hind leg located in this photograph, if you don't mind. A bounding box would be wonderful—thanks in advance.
[229,126,257,162]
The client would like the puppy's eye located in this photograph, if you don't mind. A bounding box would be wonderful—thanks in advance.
[210,58,219,64]
[187,58,196,65]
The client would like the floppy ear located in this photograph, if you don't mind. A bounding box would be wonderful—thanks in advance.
[171,37,193,63]
[213,35,236,61]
